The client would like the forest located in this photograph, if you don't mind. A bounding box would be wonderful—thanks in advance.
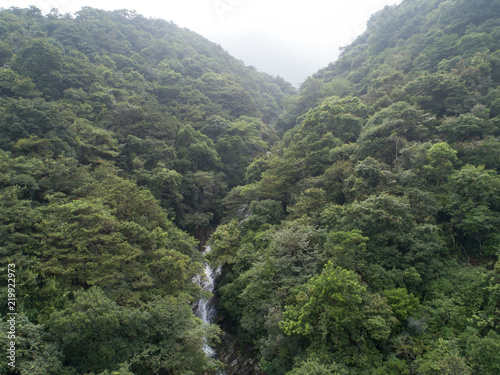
[0,0,500,374]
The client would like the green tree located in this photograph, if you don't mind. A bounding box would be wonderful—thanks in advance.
[0,68,39,97]
[46,287,137,373]
[423,142,458,186]
[343,194,443,289]
[0,314,64,375]
[383,288,420,325]
[281,261,397,366]
[244,199,284,230]
[12,38,65,98]
[175,124,222,172]
[438,113,492,142]
[216,116,268,186]
[0,98,74,153]
[323,230,369,275]
[286,358,350,375]
[417,339,473,375]
[356,102,435,164]
[445,164,500,258]
[466,330,500,374]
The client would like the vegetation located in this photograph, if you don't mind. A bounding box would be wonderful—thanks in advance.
[0,5,293,374]
[1,0,500,374]
[208,0,500,373]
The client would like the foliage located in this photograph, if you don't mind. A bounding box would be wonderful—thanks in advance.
[2,0,500,374]
[207,0,500,373]
[0,6,294,374]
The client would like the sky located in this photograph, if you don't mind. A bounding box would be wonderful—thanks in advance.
[1,0,403,86]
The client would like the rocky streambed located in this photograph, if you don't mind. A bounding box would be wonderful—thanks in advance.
[195,245,264,375]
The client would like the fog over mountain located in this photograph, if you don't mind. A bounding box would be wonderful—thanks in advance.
[1,0,403,86]
[2,0,500,374]
[215,32,334,87]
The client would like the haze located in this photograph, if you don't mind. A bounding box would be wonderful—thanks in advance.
[1,0,403,86]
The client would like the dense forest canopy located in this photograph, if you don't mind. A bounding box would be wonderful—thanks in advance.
[1,0,500,374]
[210,0,500,373]
[0,5,294,374]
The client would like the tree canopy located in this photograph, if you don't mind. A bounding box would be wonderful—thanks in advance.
[1,0,500,374]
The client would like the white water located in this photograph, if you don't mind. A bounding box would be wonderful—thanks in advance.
[195,246,221,358]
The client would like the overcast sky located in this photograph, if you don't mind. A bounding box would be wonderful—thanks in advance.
[2,0,403,86]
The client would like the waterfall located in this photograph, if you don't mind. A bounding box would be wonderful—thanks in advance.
[195,245,220,358]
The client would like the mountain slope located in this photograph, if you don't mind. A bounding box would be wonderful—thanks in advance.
[0,6,296,232]
[277,0,500,133]
[211,0,500,373]
[0,6,295,375]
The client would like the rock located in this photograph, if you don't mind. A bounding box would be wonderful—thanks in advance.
[217,331,265,375]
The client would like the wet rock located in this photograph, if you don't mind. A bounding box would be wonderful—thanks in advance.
[217,331,264,375]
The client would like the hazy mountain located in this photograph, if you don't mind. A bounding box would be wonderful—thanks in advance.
[216,32,339,87]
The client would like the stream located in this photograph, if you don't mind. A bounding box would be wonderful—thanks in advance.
[195,245,221,358]
[195,246,262,375]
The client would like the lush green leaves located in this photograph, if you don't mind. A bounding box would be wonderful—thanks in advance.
[3,1,500,374]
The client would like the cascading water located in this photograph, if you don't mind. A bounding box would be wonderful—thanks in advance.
[195,245,258,374]
[195,245,221,358]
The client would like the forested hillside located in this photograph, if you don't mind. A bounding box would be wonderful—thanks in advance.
[0,6,294,375]
[209,0,500,374]
[1,0,500,374]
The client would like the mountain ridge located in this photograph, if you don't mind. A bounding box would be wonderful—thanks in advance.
[1,1,500,374]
